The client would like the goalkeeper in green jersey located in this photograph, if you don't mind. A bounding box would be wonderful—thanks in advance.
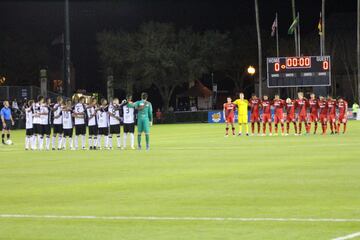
[128,92,153,150]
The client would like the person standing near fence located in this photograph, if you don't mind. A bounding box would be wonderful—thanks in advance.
[1,101,14,144]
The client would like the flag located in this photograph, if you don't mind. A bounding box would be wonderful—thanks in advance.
[271,15,278,37]
[288,16,299,35]
[318,12,323,35]
[51,33,64,46]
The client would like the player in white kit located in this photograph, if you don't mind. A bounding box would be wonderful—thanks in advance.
[25,100,35,150]
[73,96,87,150]
[108,98,122,149]
[52,96,63,150]
[87,97,98,150]
[32,97,42,149]
[96,98,109,149]
[39,97,52,150]
[122,94,136,149]
[62,99,74,150]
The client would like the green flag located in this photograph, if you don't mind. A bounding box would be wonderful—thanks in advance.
[288,16,299,35]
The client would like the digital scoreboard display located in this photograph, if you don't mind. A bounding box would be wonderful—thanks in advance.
[266,56,331,88]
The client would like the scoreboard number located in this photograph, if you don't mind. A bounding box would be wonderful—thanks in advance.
[267,56,331,88]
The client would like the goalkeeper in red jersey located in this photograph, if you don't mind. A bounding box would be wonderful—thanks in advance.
[318,96,328,135]
[273,94,285,135]
[223,97,236,136]
[308,93,319,134]
[337,97,348,134]
[249,94,261,135]
[285,98,297,135]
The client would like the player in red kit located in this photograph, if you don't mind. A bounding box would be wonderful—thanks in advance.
[261,95,272,136]
[295,92,309,135]
[318,96,328,135]
[337,97,348,134]
[249,94,261,135]
[273,94,285,135]
[223,97,236,136]
[308,93,319,134]
[285,98,297,135]
[327,96,337,134]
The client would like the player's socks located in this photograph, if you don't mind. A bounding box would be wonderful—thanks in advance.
[268,123,272,134]
[97,135,101,148]
[251,123,254,134]
[314,123,318,134]
[298,123,302,134]
[81,135,86,149]
[6,133,10,140]
[108,135,113,148]
[257,123,261,134]
[45,136,50,150]
[25,136,29,149]
[1,134,4,144]
[138,134,142,149]
[343,123,347,133]
[31,135,35,149]
[88,136,92,149]
[52,136,56,148]
[74,136,79,149]
[116,135,121,148]
[123,133,127,148]
[58,135,63,149]
[145,134,150,149]
[275,124,278,134]
[286,123,290,134]
[225,127,229,135]
[105,136,109,148]
[232,127,235,135]
[293,122,298,134]
[39,136,44,150]
[262,124,266,134]
[281,124,284,134]
[329,123,333,133]
[70,138,74,149]
[245,124,249,135]
[130,133,135,148]
[93,136,97,149]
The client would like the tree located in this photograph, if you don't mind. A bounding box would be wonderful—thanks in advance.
[97,22,229,112]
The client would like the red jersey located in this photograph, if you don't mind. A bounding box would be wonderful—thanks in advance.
[318,100,328,115]
[261,100,271,114]
[285,100,296,117]
[337,100,348,116]
[327,99,337,115]
[223,103,236,118]
[249,98,261,115]
[295,99,308,116]
[308,99,318,116]
[272,99,284,115]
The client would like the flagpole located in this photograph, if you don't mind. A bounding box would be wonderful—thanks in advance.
[322,0,326,55]
[297,12,301,56]
[319,12,323,56]
[276,12,279,58]
[291,0,298,56]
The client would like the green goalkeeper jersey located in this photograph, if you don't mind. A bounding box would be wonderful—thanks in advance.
[132,100,153,122]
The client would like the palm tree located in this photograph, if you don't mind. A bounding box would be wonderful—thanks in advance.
[254,0,262,98]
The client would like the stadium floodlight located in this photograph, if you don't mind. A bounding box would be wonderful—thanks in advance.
[247,66,256,75]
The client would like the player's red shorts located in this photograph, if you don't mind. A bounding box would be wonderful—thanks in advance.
[262,113,271,123]
[309,114,318,122]
[298,114,307,122]
[328,114,336,123]
[338,115,347,123]
[226,115,234,123]
[286,114,296,123]
[274,114,284,124]
[319,114,327,124]
[250,113,260,123]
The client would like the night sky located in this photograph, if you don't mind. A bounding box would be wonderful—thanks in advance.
[0,0,356,95]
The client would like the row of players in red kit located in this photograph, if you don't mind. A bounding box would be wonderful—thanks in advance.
[223,92,348,136]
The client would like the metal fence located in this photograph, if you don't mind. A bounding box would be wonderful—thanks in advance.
[0,86,66,101]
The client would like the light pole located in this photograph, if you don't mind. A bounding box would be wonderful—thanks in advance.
[64,0,71,97]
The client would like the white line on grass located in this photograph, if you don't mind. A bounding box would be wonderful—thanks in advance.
[332,232,360,240]
[0,214,360,223]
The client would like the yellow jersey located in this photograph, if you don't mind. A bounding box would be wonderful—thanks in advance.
[233,99,249,115]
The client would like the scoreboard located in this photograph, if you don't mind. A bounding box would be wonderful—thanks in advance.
[266,56,331,88]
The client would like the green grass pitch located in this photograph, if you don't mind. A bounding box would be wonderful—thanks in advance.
[0,122,359,240]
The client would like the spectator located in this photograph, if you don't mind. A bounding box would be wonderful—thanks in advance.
[352,102,359,119]
[156,108,162,123]
[12,99,19,110]
[190,104,197,112]
[168,106,174,112]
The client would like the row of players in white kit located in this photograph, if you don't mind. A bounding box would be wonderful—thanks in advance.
[24,96,136,150]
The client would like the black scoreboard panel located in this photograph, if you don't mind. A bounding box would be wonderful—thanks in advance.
[267,56,331,88]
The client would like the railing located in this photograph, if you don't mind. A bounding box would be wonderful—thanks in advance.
[0,86,66,101]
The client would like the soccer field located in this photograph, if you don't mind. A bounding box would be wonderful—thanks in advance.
[0,122,359,240]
